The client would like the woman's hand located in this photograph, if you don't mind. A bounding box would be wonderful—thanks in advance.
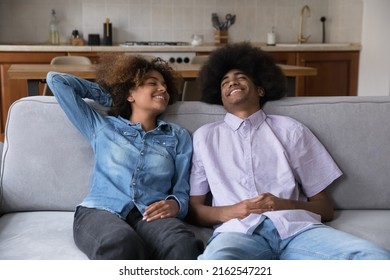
[143,199,179,222]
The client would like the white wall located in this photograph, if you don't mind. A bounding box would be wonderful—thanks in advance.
[0,0,362,45]
[358,0,390,96]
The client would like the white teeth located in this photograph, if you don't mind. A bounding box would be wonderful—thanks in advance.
[229,89,241,96]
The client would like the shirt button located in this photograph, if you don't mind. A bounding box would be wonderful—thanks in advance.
[140,152,144,156]
[132,182,136,186]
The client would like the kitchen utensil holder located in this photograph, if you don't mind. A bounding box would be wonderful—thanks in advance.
[71,38,84,46]
[214,30,228,45]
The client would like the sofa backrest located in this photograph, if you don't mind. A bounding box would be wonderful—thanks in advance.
[1,96,390,214]
[263,96,390,210]
[162,96,390,211]
[0,97,97,213]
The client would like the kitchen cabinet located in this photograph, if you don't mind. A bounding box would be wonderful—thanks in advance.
[268,52,296,66]
[295,52,359,97]
[268,51,359,97]
[0,52,67,140]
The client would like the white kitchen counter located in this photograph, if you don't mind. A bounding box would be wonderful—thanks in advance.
[0,42,361,53]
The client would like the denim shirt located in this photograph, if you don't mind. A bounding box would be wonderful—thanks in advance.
[46,72,192,219]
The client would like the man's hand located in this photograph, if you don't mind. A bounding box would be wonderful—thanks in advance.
[189,190,333,227]
[189,193,281,226]
[223,193,279,220]
[227,191,333,222]
[143,199,179,222]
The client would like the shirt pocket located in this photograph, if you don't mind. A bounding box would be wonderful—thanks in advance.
[152,136,176,160]
[113,128,138,145]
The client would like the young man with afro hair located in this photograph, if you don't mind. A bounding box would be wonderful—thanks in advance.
[188,42,390,260]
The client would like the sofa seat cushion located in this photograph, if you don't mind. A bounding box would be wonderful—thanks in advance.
[326,210,390,251]
[0,210,388,259]
[0,211,88,260]
[0,210,212,260]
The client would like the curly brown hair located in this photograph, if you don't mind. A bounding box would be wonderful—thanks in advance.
[95,53,182,119]
[198,42,287,108]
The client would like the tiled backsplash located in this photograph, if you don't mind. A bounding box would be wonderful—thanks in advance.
[0,0,363,45]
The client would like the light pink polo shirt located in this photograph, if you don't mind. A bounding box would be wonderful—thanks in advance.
[190,109,342,239]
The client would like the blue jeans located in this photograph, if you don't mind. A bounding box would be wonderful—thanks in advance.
[199,218,390,260]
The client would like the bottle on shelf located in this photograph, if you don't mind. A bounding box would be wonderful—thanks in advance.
[49,9,60,45]
[103,18,112,46]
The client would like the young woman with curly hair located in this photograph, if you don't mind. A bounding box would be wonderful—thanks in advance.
[189,42,390,260]
[46,54,203,260]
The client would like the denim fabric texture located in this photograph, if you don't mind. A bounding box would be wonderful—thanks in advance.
[199,218,390,260]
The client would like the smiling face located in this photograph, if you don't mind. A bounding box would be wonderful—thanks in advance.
[127,70,170,118]
[220,69,263,117]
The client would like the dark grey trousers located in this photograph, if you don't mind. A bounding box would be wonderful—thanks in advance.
[73,206,204,260]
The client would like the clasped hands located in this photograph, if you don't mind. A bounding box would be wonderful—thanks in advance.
[226,192,286,220]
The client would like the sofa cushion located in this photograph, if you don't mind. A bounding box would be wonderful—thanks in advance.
[1,96,390,259]
[326,210,390,251]
[0,211,88,259]
[0,97,226,214]
[263,96,390,210]
[162,101,226,134]
[1,97,94,213]
[3,96,390,213]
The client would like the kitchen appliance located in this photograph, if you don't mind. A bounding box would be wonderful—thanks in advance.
[119,41,195,64]
[120,41,189,46]
[136,52,195,64]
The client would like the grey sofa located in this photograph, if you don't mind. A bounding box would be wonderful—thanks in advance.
[1,95,389,259]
